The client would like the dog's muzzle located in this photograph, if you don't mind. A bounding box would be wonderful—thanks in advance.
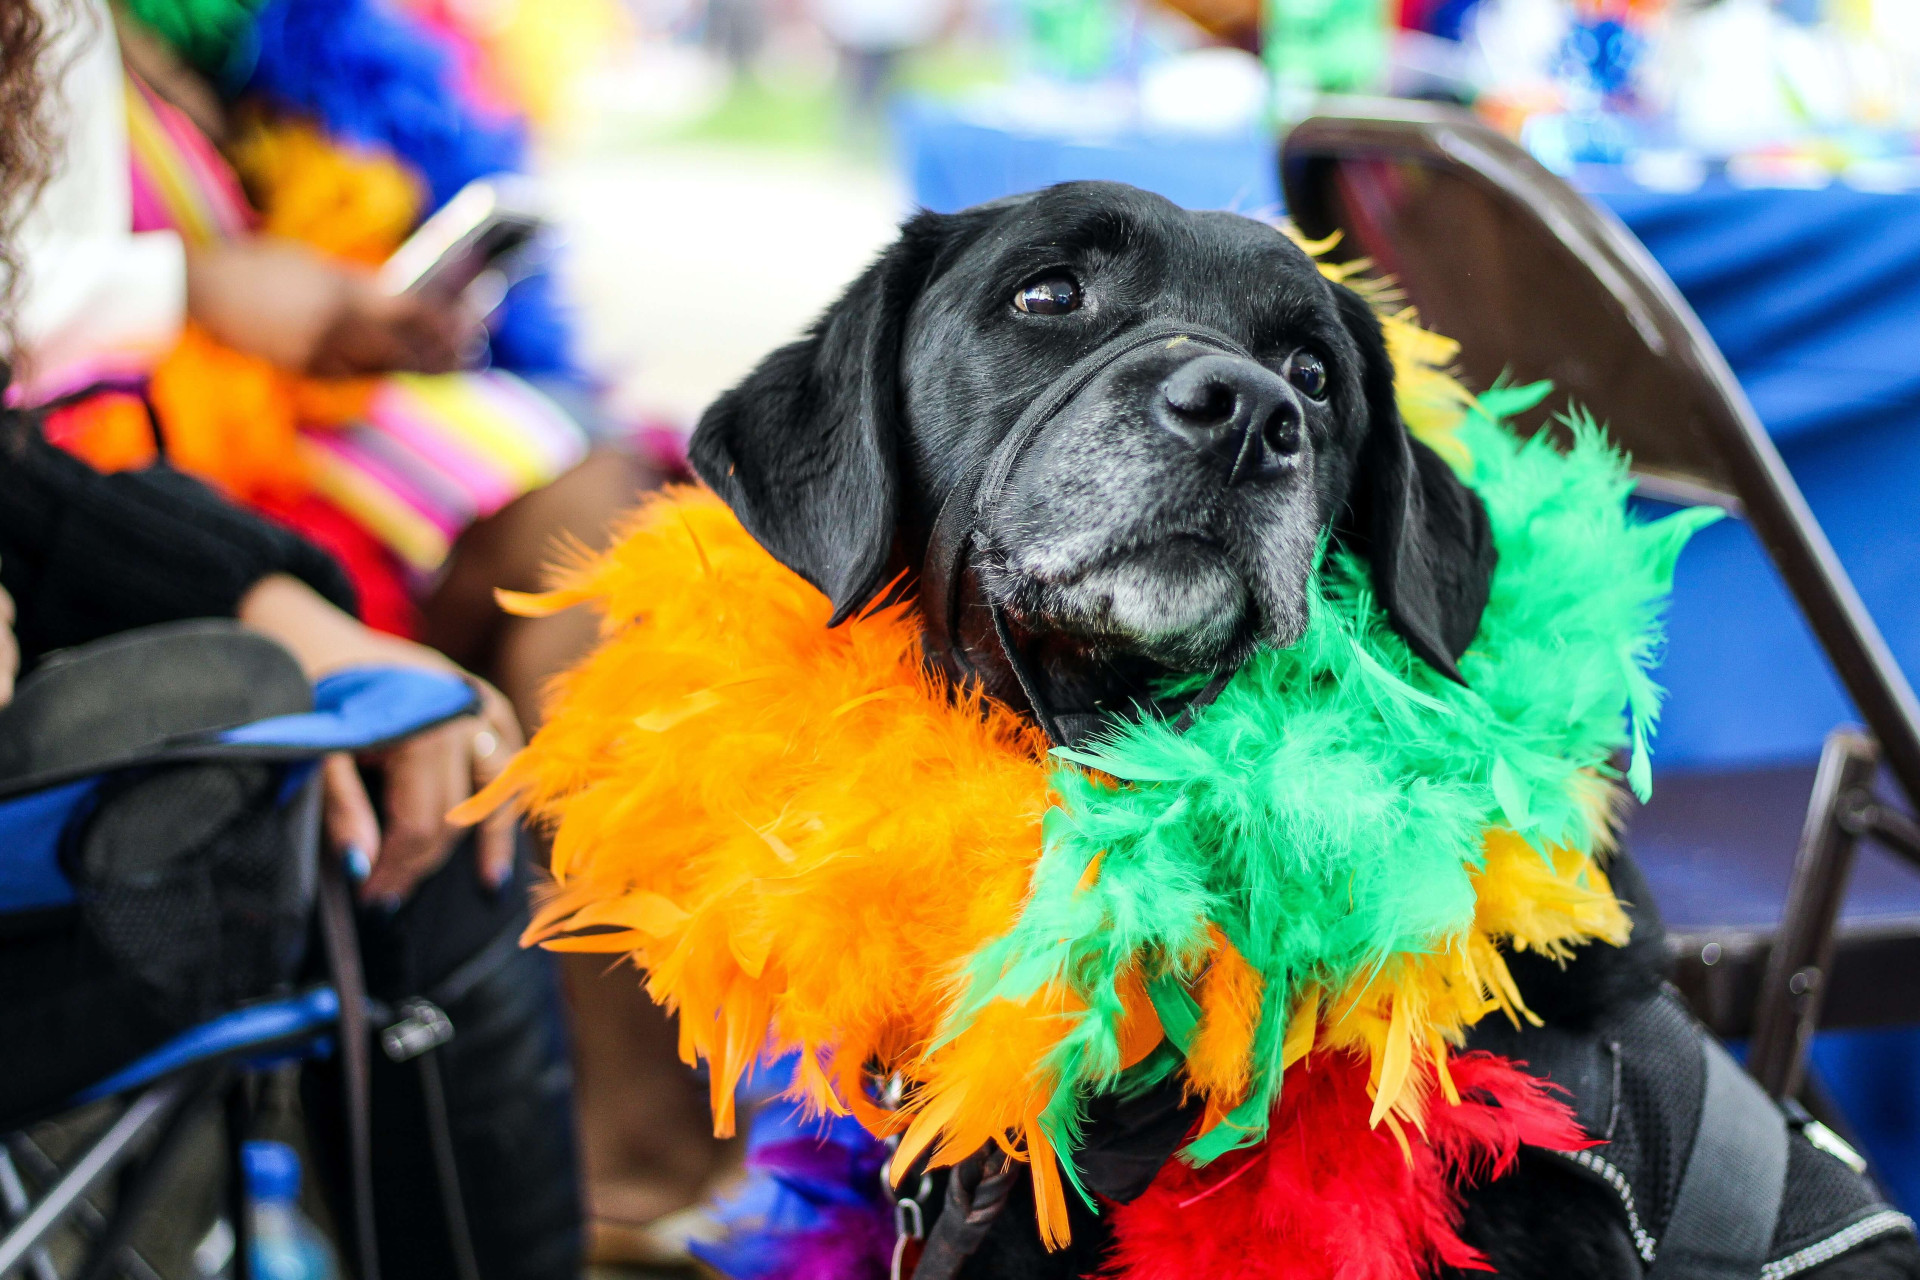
[920,316,1248,746]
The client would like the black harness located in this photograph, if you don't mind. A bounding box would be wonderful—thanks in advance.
[1471,985,1913,1280]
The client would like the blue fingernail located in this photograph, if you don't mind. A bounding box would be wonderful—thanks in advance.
[377,894,404,914]
[344,845,372,883]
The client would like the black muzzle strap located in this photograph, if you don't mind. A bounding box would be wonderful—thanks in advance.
[920,317,1252,747]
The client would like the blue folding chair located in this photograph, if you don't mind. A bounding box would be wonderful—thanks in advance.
[0,625,477,1280]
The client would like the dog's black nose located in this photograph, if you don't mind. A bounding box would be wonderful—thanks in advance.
[1152,354,1302,482]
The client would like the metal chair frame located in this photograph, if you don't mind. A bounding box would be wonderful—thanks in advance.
[0,774,355,1280]
[1280,97,1920,1100]
[0,658,480,1280]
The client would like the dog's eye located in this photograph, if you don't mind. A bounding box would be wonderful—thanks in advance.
[1013,276,1081,315]
[1288,351,1328,400]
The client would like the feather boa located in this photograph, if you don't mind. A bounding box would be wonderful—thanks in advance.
[937,389,1714,1194]
[466,322,1718,1258]
[238,0,577,373]
[688,1045,1589,1280]
[1107,1050,1589,1280]
[128,0,577,376]
[690,1064,895,1280]
[227,116,425,265]
[121,0,264,73]
[399,0,632,128]
[242,0,523,208]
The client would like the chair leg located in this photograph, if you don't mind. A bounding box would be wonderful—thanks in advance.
[1749,728,1880,1098]
[316,860,380,1280]
[0,1076,194,1276]
[415,1048,482,1280]
[71,1068,223,1280]
[0,1146,60,1280]
[4,1138,166,1280]
[1853,796,1920,869]
[225,1076,255,1280]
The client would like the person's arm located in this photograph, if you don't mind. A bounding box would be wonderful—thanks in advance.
[0,423,517,899]
[184,237,480,378]
[13,0,476,395]
[0,581,17,707]
[0,425,357,664]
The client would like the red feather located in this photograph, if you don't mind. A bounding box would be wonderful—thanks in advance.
[1104,1051,1590,1280]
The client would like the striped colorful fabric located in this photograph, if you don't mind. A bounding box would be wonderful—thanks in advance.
[125,75,252,244]
[120,70,587,577]
[302,371,587,573]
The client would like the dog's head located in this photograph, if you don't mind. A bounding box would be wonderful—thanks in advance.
[690,181,1494,712]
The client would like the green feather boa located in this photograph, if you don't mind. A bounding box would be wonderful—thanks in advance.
[120,0,265,74]
[946,388,1722,1189]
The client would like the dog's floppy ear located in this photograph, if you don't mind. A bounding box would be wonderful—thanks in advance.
[690,211,961,624]
[1333,283,1496,684]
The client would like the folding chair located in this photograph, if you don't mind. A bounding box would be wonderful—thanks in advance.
[0,623,478,1280]
[1278,98,1920,1111]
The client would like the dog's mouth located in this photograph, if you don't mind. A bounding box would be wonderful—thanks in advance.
[1019,529,1226,587]
[980,531,1261,671]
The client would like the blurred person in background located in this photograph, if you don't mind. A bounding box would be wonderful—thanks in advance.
[809,0,953,108]
[706,0,770,70]
[0,1,586,1272]
[17,0,644,738]
[9,0,737,1262]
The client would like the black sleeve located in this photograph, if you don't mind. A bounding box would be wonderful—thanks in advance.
[0,418,359,672]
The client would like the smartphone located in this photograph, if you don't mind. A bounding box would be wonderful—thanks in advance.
[378,177,550,303]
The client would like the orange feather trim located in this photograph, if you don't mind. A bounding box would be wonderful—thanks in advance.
[471,488,1059,1139]
[146,324,374,503]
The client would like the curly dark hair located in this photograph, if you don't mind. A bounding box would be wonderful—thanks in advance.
[0,0,70,377]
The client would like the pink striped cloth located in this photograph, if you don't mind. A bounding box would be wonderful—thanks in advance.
[300,371,588,574]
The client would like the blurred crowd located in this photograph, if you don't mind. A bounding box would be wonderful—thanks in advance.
[576,0,1920,184]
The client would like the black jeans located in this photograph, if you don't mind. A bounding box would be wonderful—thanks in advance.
[302,830,583,1280]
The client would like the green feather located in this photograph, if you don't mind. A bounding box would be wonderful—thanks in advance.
[943,405,1722,1168]
[121,0,266,73]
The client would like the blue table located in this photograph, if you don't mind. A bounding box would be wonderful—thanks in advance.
[896,99,1283,219]
[894,100,1920,1206]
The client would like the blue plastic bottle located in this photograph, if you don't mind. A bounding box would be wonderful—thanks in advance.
[242,1141,338,1280]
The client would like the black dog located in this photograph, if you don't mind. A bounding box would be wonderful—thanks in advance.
[687,181,1919,1280]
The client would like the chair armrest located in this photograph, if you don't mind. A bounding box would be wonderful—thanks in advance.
[214,666,479,755]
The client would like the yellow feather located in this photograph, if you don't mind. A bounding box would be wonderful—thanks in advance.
[1370,994,1414,1129]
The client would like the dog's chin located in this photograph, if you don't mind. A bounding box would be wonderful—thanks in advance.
[993,539,1274,672]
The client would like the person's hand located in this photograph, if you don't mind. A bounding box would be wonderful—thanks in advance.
[319,679,523,905]
[309,278,480,378]
[237,574,522,903]
[0,579,17,708]
[185,237,481,378]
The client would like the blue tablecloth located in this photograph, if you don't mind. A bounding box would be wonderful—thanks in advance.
[897,100,1283,218]
[894,102,1920,1208]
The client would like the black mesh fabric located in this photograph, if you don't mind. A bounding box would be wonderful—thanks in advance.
[1606,989,1708,1245]
[1773,1130,1892,1257]
[70,761,315,1027]
[1477,985,1911,1271]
